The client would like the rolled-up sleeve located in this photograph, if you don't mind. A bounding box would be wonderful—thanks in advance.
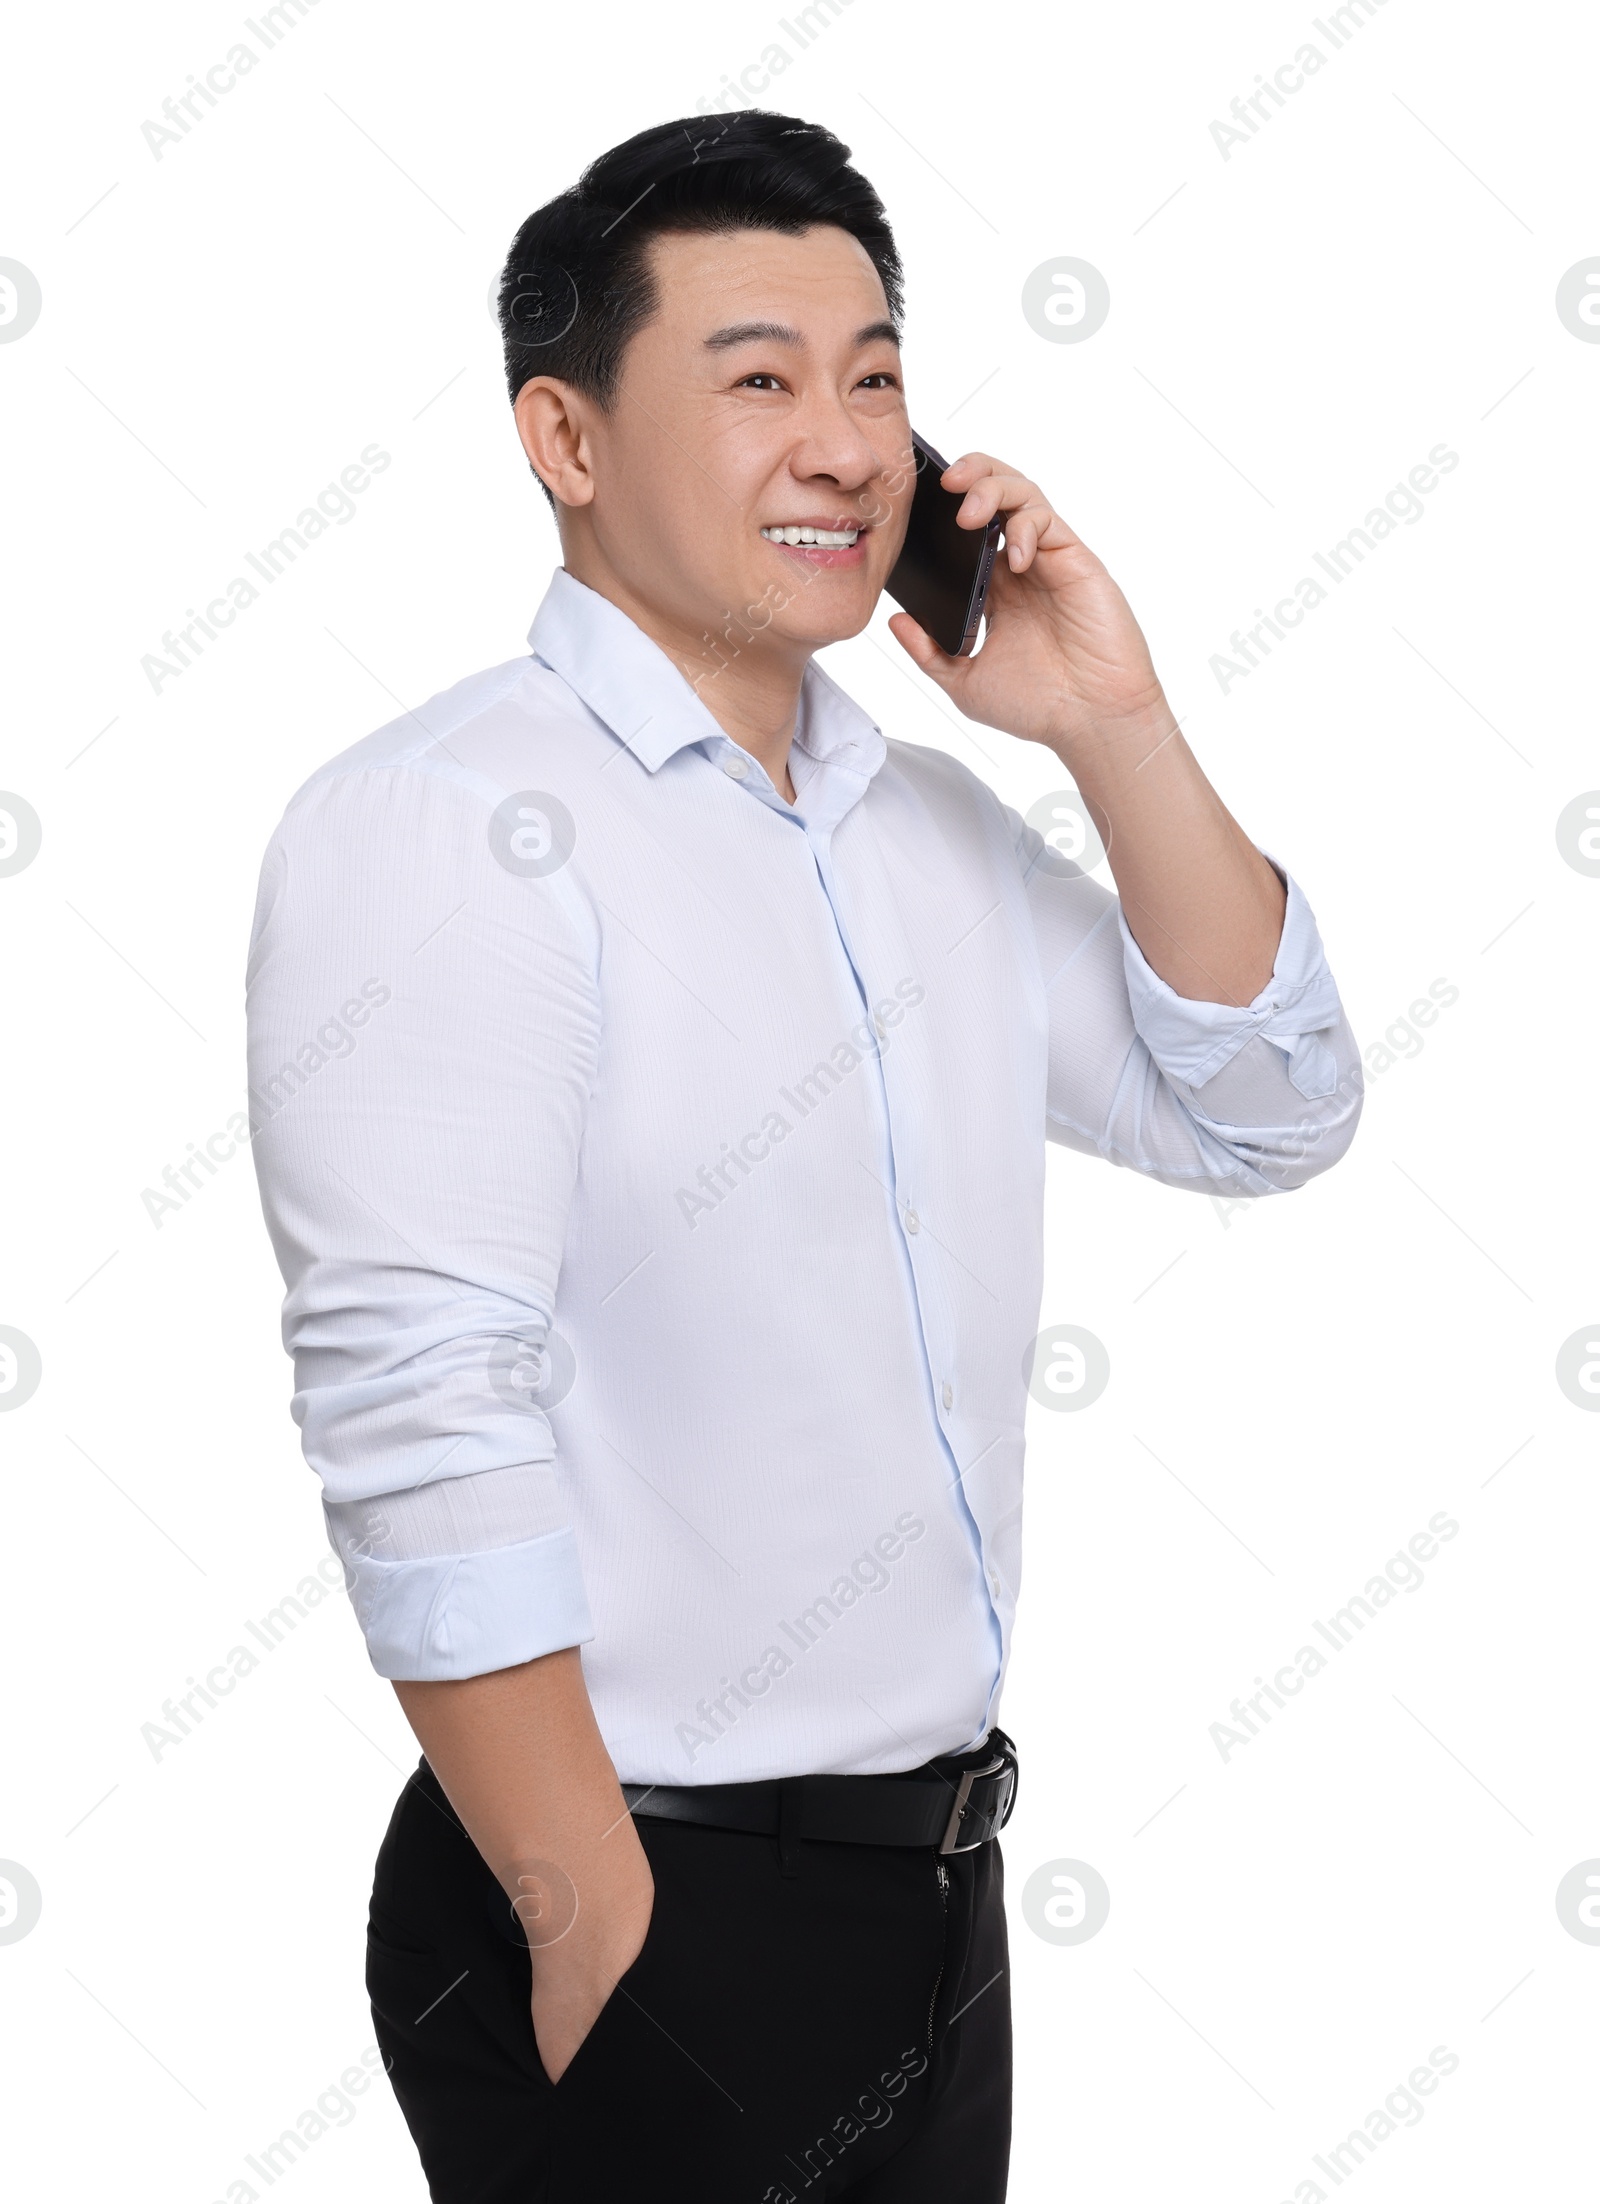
[246,760,600,1680]
[1012,814,1362,1195]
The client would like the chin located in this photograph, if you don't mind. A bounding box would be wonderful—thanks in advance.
[776,585,883,652]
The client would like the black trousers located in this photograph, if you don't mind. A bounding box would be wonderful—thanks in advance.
[368,1754,1012,2201]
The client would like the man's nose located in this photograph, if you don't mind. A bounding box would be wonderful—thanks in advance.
[786,397,883,494]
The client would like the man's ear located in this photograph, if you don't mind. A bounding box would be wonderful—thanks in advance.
[513,377,596,508]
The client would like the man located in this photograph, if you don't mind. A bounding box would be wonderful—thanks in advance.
[247,111,1360,2201]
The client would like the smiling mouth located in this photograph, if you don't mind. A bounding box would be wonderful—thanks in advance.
[759,522,865,546]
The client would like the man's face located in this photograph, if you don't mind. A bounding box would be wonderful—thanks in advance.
[547,225,915,665]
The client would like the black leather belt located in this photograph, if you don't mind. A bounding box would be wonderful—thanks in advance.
[622,1730,1018,1855]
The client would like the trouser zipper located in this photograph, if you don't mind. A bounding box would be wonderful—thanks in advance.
[925,1855,950,2050]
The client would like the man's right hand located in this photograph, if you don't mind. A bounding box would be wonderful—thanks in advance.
[393,1646,656,2086]
[523,1816,655,2082]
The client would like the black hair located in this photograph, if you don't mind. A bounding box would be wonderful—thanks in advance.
[497,111,903,506]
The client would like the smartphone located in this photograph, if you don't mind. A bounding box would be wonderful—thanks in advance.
[884,432,1002,657]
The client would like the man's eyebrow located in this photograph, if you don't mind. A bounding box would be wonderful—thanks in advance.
[704,321,804,351]
[702,318,903,351]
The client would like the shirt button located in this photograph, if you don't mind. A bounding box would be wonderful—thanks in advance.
[904,1208,920,1235]
[987,1566,1002,1597]
[873,1014,887,1039]
[722,752,750,780]
[941,1381,953,1411]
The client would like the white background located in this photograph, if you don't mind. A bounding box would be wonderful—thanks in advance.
[3,0,1597,2197]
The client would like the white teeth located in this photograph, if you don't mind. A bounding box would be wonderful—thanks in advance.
[761,525,861,547]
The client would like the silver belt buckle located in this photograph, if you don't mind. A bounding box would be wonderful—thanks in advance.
[938,1751,1009,1855]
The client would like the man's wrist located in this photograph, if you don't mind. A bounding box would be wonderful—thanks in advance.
[1042,686,1179,791]
[499,1804,653,1944]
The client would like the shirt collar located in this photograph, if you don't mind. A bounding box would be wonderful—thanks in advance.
[526,567,887,787]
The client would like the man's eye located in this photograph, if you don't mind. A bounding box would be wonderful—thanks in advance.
[858,373,899,390]
[738,373,785,391]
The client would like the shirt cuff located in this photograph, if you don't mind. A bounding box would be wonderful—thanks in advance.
[1117,854,1344,1100]
[336,1524,594,1681]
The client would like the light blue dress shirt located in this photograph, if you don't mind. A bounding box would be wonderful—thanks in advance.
[245,568,1361,1784]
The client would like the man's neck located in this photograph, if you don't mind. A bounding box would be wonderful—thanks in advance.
[561,552,808,804]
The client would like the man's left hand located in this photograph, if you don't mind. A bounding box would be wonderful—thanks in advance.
[887,452,1169,761]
